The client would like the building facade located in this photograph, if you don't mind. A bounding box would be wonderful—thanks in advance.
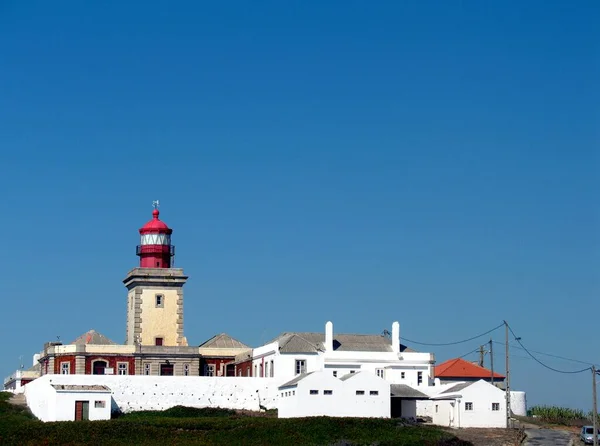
[251,321,435,387]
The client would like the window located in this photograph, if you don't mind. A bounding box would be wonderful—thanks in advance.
[309,390,318,395]
[155,294,164,308]
[356,390,365,395]
[260,363,263,378]
[94,400,106,408]
[324,390,333,395]
[492,403,500,411]
[417,371,423,385]
[205,364,215,377]
[333,371,338,377]
[401,372,405,379]
[375,368,384,378]
[295,360,306,375]
[270,360,274,377]
[184,364,189,376]
[435,405,439,413]
[144,363,150,375]
[370,391,379,396]
[60,362,70,374]
[465,402,473,411]
[292,391,295,396]
[350,370,356,374]
[254,364,257,377]
[117,363,128,375]
[155,337,163,346]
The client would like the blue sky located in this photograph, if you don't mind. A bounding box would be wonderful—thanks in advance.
[0,1,598,410]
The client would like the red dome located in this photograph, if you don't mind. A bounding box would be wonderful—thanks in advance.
[139,209,173,234]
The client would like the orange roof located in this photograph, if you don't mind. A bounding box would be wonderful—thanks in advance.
[435,358,505,379]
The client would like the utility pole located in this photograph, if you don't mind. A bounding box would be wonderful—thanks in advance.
[592,366,598,446]
[489,339,494,386]
[479,344,485,368]
[504,320,511,428]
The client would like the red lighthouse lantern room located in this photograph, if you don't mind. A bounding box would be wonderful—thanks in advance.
[136,202,175,268]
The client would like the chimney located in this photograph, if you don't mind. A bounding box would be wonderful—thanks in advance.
[392,321,400,353]
[325,321,333,352]
[33,353,41,367]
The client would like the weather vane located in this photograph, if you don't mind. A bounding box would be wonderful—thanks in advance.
[152,200,160,210]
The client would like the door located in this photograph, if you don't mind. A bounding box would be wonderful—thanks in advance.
[391,398,402,418]
[93,361,108,375]
[75,401,90,421]
[160,363,174,376]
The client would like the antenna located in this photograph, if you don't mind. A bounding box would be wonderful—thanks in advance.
[382,329,391,339]
[152,200,160,210]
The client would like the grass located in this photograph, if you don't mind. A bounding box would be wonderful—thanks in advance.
[526,405,593,426]
[0,392,471,445]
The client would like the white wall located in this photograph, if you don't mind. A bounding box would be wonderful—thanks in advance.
[278,371,390,419]
[510,391,527,416]
[253,350,321,382]
[26,374,279,420]
[25,376,55,422]
[278,373,344,418]
[431,380,507,428]
[54,391,111,421]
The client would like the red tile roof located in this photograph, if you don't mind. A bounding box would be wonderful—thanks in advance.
[435,358,505,379]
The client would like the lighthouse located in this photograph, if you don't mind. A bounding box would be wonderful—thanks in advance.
[124,203,188,348]
[137,202,174,268]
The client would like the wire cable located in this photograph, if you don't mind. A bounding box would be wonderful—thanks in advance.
[491,340,600,368]
[403,322,505,346]
[505,323,591,374]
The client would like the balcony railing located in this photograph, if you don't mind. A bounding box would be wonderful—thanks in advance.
[136,245,175,256]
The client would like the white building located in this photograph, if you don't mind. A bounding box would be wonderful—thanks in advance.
[252,321,435,389]
[25,379,112,422]
[278,371,390,418]
[3,354,41,393]
[430,379,507,428]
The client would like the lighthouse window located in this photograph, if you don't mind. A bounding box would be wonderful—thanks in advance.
[155,294,164,308]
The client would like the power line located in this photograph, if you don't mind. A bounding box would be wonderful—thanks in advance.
[505,323,591,375]
[492,340,600,368]
[403,322,505,346]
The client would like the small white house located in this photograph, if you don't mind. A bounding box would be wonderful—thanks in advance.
[25,378,112,422]
[430,379,507,428]
[278,371,390,418]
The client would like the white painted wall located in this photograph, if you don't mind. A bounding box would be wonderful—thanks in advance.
[25,376,54,421]
[26,374,279,421]
[510,391,527,416]
[278,371,390,419]
[252,349,321,382]
[54,391,112,421]
[431,380,507,428]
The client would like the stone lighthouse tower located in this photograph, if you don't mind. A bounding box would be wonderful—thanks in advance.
[124,203,188,347]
